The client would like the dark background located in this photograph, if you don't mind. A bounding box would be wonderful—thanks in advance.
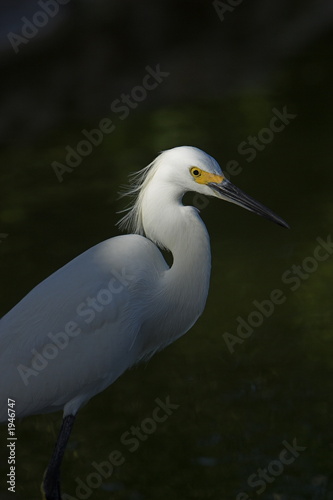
[0,1,333,499]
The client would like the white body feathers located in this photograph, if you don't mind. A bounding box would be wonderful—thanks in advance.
[0,147,215,421]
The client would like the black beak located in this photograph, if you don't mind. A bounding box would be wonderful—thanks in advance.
[209,178,290,229]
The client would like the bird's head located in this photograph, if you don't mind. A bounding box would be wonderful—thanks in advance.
[118,146,289,236]
[152,146,289,229]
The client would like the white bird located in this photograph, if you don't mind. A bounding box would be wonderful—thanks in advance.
[0,146,288,499]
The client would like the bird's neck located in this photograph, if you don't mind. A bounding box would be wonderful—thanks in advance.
[142,187,211,346]
[164,205,211,326]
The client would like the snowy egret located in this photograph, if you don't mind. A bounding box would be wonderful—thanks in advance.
[0,146,288,499]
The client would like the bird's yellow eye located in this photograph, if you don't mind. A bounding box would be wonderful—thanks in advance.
[190,167,202,178]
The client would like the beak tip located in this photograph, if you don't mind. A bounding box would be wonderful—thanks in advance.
[279,221,290,230]
[274,216,290,229]
[209,179,290,230]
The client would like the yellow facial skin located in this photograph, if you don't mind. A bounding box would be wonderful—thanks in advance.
[190,167,224,185]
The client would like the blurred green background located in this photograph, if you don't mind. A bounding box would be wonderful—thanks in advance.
[0,1,333,499]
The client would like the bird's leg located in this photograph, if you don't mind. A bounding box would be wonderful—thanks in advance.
[41,414,76,500]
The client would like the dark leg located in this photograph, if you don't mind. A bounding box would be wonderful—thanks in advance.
[41,414,76,500]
